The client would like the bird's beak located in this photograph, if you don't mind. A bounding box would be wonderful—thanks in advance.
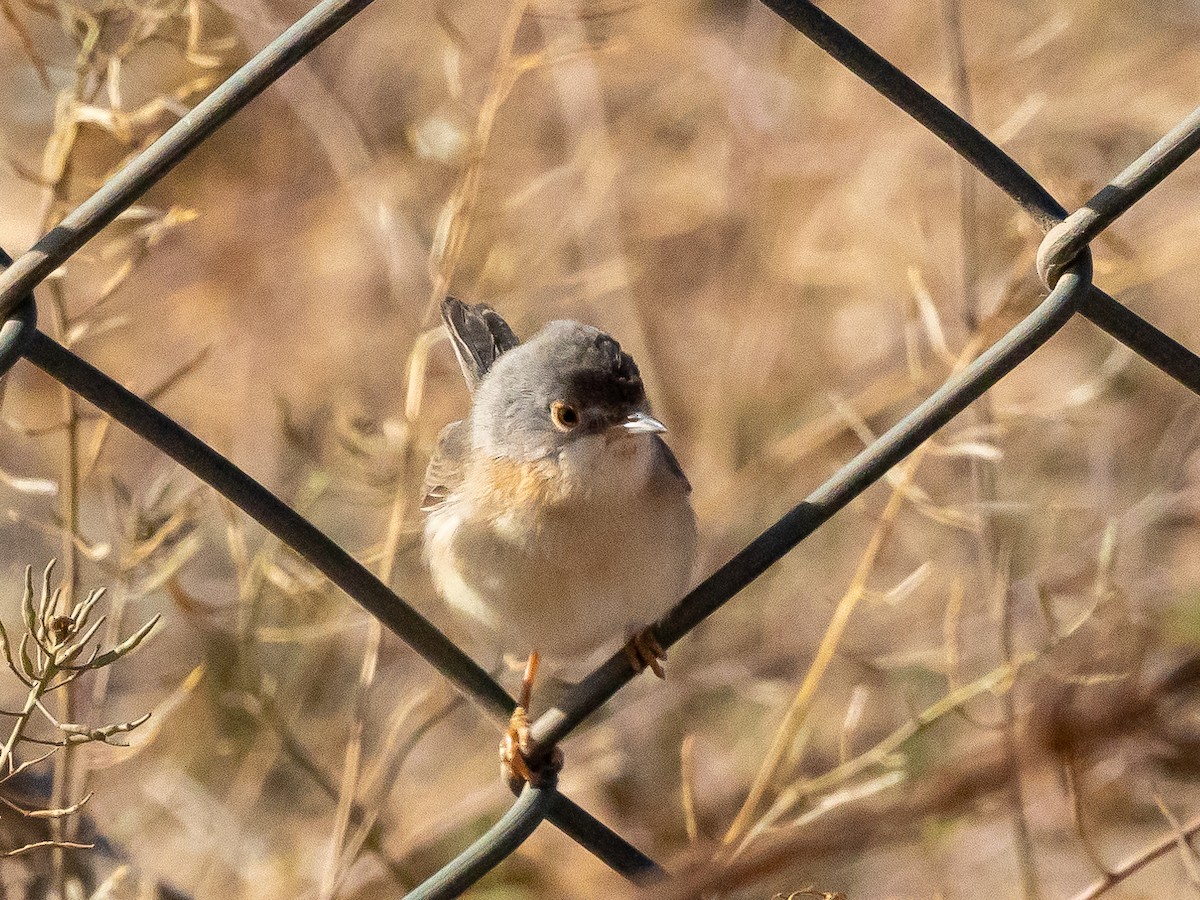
[618,411,667,435]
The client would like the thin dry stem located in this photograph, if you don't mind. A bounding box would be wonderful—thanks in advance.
[1063,748,1113,878]
[756,658,1027,838]
[722,442,937,853]
[681,734,700,844]
[942,4,1040,894]
[425,0,530,320]
[5,839,94,857]
[321,358,422,896]
[1154,794,1200,890]
[1071,813,1200,900]
[724,304,998,854]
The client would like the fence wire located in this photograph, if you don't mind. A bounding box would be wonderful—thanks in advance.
[1,0,1200,896]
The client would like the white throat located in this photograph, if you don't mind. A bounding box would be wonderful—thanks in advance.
[554,432,657,503]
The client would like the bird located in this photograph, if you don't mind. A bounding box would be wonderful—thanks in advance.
[422,297,697,784]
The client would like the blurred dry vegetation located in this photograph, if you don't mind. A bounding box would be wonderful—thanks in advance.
[3,0,1200,896]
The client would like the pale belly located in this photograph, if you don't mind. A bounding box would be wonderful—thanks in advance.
[424,488,696,663]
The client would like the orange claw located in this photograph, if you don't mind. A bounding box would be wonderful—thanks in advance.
[624,627,667,679]
[500,705,534,789]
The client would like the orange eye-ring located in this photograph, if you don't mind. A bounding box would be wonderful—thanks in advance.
[550,401,580,432]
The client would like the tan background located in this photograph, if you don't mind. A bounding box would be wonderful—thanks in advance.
[3,0,1200,896]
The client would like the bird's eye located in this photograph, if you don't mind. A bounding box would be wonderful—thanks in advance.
[550,401,580,432]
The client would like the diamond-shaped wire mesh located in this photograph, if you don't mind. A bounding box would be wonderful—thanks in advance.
[2,0,1200,896]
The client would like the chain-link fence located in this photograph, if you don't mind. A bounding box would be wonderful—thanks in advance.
[2,0,1200,896]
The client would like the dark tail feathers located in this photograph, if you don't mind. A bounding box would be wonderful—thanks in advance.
[440,296,520,390]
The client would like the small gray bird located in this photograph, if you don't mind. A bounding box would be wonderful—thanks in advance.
[422,298,697,688]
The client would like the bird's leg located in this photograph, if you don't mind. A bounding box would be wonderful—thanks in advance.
[623,625,667,679]
[517,651,538,712]
[500,651,562,790]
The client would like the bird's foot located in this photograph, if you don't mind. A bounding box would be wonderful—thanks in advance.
[499,652,562,791]
[623,626,667,679]
[500,705,535,788]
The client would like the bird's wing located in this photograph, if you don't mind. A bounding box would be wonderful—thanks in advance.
[653,435,692,493]
[422,420,469,511]
[441,296,520,391]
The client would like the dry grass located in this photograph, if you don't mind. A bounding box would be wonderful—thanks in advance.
[4,0,1200,897]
